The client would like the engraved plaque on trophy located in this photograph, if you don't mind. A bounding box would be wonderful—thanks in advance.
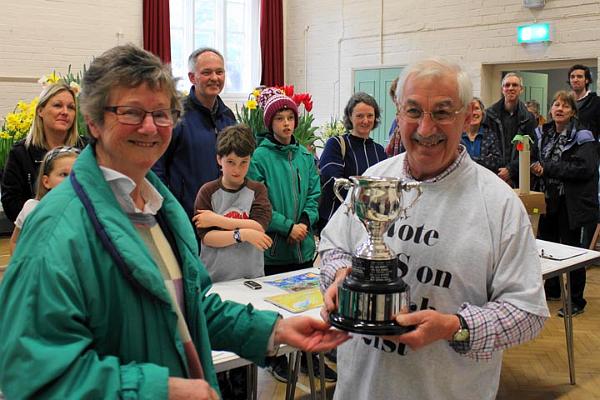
[329,175,421,335]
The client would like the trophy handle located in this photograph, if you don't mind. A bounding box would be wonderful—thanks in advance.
[399,182,422,218]
[333,178,353,214]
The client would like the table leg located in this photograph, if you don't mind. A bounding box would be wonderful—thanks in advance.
[318,352,326,400]
[306,351,317,400]
[285,351,302,400]
[559,273,576,385]
[248,364,257,400]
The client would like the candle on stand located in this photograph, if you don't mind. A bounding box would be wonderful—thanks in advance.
[519,148,530,195]
[512,134,533,195]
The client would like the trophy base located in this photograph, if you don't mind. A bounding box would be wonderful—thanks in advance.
[329,312,414,336]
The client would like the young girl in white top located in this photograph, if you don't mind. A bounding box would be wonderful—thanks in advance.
[9,146,80,254]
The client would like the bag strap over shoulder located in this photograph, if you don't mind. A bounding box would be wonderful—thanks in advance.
[337,135,346,160]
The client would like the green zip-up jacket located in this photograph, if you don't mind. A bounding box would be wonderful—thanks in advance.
[247,135,320,266]
[0,146,279,399]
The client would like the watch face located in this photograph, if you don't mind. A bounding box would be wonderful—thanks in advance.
[234,230,242,243]
[453,329,470,342]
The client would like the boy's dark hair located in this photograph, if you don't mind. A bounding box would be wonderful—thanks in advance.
[216,124,256,157]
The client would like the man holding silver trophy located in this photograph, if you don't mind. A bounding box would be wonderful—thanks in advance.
[319,58,550,400]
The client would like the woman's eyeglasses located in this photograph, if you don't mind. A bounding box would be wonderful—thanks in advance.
[104,106,181,127]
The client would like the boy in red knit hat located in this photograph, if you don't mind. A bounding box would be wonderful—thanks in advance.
[247,91,337,382]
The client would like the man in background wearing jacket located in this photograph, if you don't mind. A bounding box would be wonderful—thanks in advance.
[485,72,537,187]
[568,64,600,140]
[153,47,236,224]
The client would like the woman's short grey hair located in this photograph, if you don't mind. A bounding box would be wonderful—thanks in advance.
[343,92,381,131]
[188,47,224,72]
[79,44,181,129]
[395,58,473,110]
[472,97,485,112]
[26,82,79,149]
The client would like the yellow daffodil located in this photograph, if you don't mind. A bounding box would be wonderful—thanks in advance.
[47,72,60,84]
[252,89,261,98]
[246,99,258,110]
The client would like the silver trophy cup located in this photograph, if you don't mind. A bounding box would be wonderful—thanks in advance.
[329,175,421,335]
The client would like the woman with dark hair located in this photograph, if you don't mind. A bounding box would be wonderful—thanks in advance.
[532,90,599,316]
[318,92,387,231]
[1,81,87,222]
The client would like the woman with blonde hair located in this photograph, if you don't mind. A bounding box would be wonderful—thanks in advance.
[1,81,87,222]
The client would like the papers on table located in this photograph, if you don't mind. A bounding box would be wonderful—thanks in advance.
[264,287,324,313]
[537,241,587,261]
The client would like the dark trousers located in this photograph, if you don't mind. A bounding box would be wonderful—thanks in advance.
[538,197,587,308]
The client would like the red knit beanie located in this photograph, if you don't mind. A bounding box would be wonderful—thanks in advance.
[263,94,299,131]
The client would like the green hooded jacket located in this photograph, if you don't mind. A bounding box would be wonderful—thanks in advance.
[0,146,279,399]
[247,135,320,266]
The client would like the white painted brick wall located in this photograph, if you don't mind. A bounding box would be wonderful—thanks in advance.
[286,0,600,129]
[0,0,142,121]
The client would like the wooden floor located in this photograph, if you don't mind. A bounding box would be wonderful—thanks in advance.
[1,237,599,399]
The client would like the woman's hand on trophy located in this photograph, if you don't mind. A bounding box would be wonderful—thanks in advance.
[321,267,352,322]
[382,310,459,350]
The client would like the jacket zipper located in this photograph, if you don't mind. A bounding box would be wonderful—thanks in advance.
[289,152,303,263]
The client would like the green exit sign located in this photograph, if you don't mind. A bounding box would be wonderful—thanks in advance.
[518,23,551,43]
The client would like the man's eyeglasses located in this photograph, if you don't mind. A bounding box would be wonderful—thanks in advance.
[104,106,181,127]
[397,105,464,125]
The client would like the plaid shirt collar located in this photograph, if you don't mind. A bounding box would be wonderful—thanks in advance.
[403,145,467,183]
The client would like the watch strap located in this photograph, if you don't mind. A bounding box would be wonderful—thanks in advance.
[233,228,242,243]
[449,313,471,353]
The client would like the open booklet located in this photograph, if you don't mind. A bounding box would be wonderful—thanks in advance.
[537,241,587,261]
[264,287,324,313]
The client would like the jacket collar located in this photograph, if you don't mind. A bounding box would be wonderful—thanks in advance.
[186,86,227,117]
[262,132,300,150]
[72,146,200,303]
[538,119,595,150]
[347,132,375,144]
[487,98,533,126]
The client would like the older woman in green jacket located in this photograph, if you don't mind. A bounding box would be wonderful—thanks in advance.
[0,45,347,400]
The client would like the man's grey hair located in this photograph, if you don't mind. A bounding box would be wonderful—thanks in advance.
[395,58,473,109]
[188,47,224,72]
[501,72,523,88]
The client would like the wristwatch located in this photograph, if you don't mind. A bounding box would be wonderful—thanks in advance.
[452,314,470,342]
[233,229,242,243]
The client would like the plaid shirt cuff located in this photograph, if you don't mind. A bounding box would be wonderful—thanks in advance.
[319,248,353,293]
[452,301,547,361]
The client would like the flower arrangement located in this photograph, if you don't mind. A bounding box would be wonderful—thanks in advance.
[320,117,345,141]
[0,98,38,170]
[236,85,319,150]
[0,66,87,171]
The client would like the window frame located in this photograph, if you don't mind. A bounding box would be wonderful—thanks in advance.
[169,0,261,98]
